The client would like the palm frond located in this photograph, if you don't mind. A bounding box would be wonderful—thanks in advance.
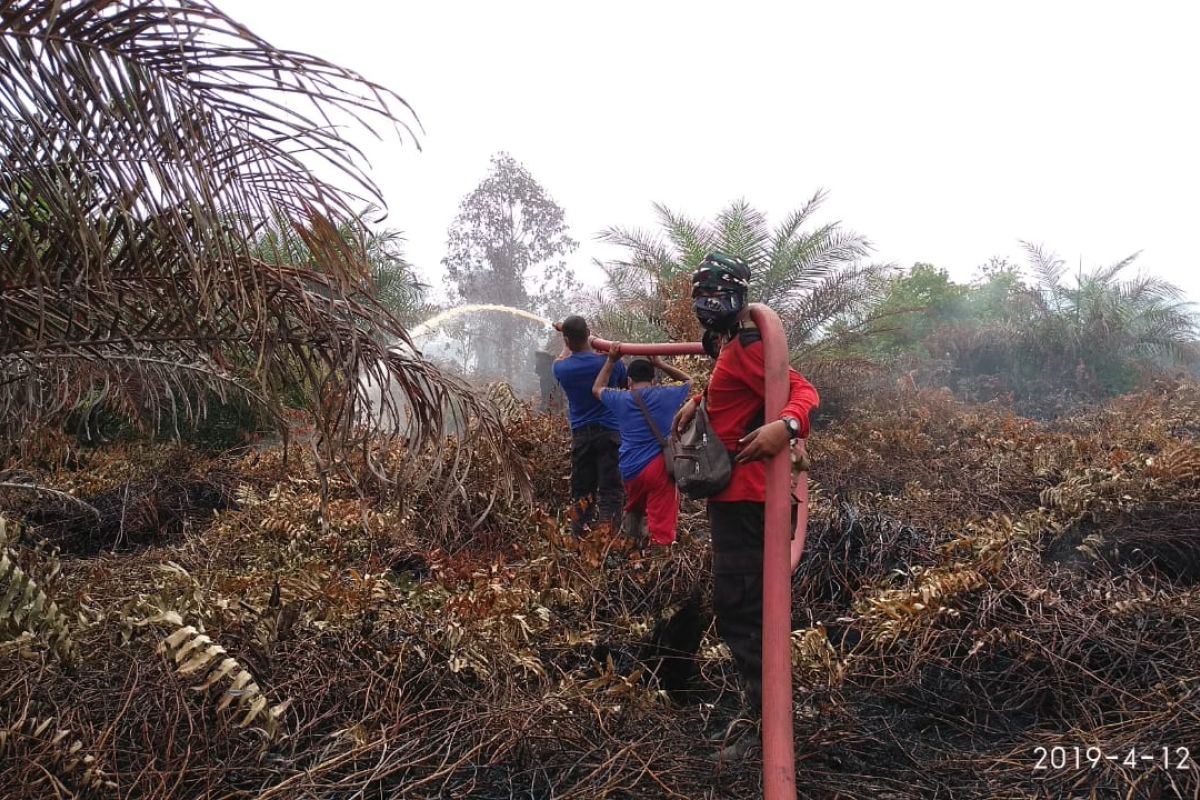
[652,203,711,277]
[1091,251,1143,286]
[1021,241,1067,293]
[0,2,519,496]
[714,199,770,265]
[761,189,833,287]
[597,194,875,351]
[784,263,890,351]
[1119,274,1187,307]
[756,224,873,306]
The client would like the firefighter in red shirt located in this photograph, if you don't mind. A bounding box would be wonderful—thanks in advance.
[673,252,819,750]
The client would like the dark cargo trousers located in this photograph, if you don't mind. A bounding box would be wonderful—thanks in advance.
[708,500,777,713]
[570,424,624,537]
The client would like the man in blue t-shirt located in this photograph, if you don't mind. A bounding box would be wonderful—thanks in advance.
[553,315,627,536]
[592,345,692,546]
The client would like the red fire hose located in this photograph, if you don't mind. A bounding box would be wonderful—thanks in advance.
[589,303,804,799]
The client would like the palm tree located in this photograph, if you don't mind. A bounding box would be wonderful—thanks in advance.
[367,228,434,329]
[590,192,889,354]
[1022,243,1197,393]
[253,208,434,328]
[0,1,512,477]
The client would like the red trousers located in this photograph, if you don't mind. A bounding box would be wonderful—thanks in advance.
[624,454,679,545]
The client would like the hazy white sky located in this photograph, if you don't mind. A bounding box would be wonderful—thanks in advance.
[223,0,1200,304]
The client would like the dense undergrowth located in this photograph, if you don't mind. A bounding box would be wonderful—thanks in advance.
[2,381,1200,798]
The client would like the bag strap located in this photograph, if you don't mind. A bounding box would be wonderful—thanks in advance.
[631,389,668,450]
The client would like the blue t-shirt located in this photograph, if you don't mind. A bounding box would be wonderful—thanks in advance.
[599,383,691,481]
[553,353,627,430]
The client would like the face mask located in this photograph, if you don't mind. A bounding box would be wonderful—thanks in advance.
[693,292,744,333]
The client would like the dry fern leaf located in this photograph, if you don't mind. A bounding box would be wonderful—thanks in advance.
[0,541,76,663]
[1039,468,1118,514]
[791,626,844,688]
[1147,444,1200,484]
[859,566,987,640]
[0,515,13,548]
[0,715,116,792]
[155,623,290,738]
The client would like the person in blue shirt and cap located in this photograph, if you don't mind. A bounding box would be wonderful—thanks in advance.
[553,315,627,536]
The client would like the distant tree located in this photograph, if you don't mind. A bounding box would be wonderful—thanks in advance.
[890,248,1198,411]
[864,263,968,355]
[443,153,578,382]
[966,257,1034,322]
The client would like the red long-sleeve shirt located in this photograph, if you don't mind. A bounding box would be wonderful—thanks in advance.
[705,331,820,503]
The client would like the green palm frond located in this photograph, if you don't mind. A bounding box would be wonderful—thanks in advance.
[714,199,770,264]
[598,263,655,308]
[1090,252,1143,287]
[1017,244,1198,388]
[783,264,889,351]
[1022,241,1067,300]
[254,209,429,327]
[757,225,874,305]
[593,194,876,349]
[652,203,711,277]
[596,225,674,268]
[763,192,826,277]
[590,307,669,345]
[1118,274,1185,307]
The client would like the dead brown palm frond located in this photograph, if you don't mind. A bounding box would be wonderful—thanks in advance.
[0,713,116,793]
[0,2,520,497]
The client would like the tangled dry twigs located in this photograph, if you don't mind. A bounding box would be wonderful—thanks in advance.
[1,381,1199,798]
